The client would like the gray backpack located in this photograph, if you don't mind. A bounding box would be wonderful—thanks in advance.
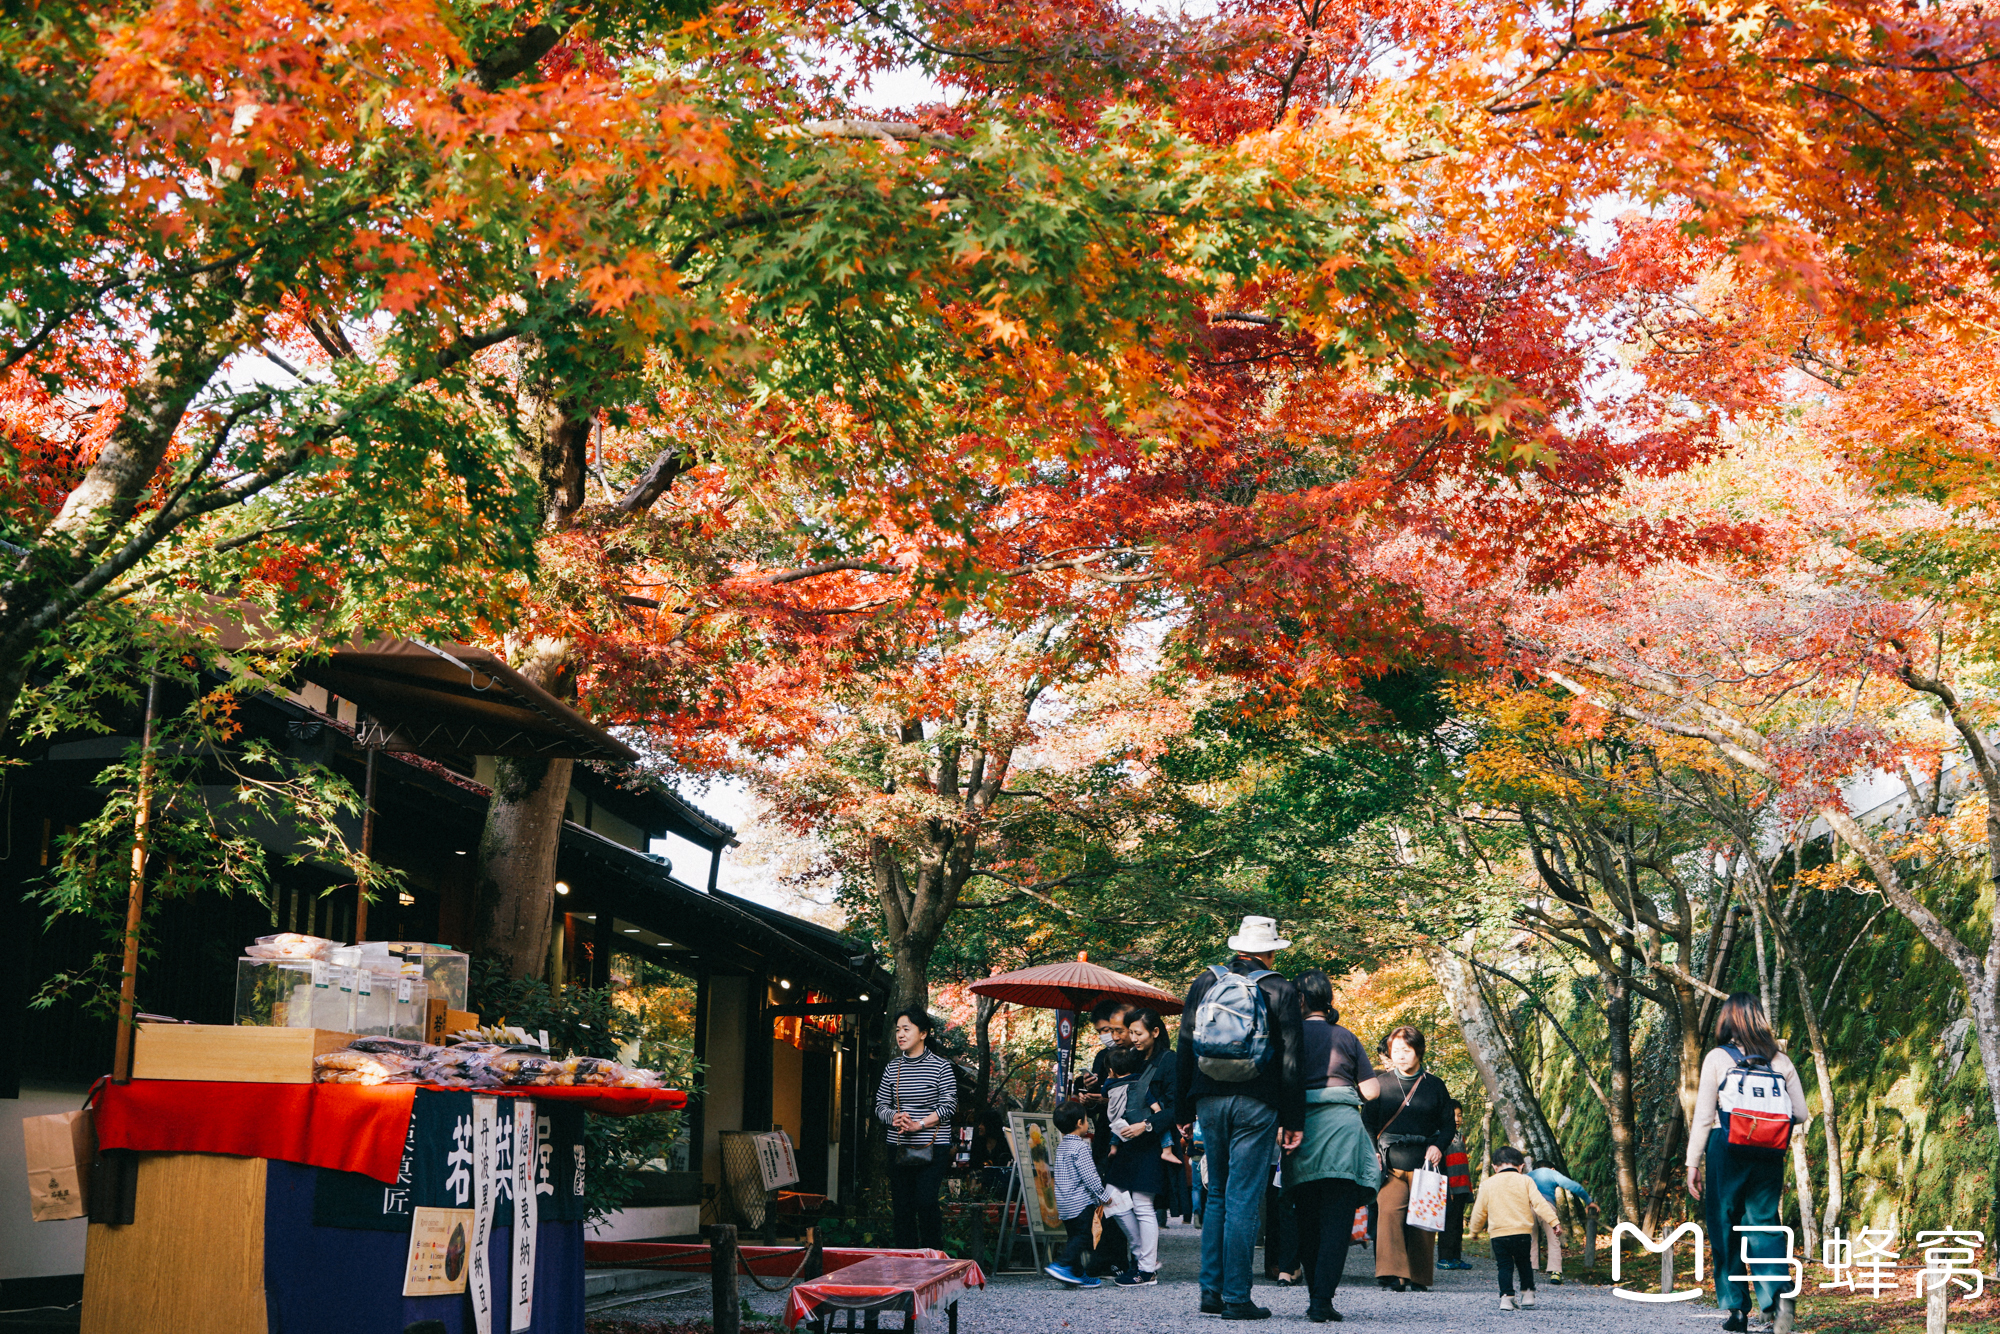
[1193,965,1276,1082]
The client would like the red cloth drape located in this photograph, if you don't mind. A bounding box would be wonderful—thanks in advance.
[93,1081,689,1184]
[94,1080,418,1182]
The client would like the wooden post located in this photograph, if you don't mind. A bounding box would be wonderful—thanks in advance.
[711,1223,740,1334]
[111,675,160,1084]
[354,745,377,942]
[1926,1277,1948,1334]
[1584,1211,1597,1276]
[763,1191,779,1246]
[968,1205,985,1268]
[1660,1230,1674,1296]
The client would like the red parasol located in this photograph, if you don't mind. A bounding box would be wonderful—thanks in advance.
[969,953,1183,1015]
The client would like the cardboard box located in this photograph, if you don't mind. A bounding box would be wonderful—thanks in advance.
[424,999,479,1046]
[130,1023,357,1084]
[24,1109,93,1221]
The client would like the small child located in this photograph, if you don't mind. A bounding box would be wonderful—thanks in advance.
[1047,1101,1114,1288]
[1468,1146,1561,1311]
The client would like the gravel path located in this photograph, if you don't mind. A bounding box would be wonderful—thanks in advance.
[600,1223,1739,1332]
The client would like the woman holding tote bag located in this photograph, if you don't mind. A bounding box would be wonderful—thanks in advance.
[876,1008,958,1250]
[1364,1025,1454,1292]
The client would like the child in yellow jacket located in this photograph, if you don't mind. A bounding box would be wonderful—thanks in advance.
[1468,1146,1562,1310]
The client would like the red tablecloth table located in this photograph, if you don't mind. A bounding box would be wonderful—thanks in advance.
[785,1255,985,1333]
[94,1078,686,1181]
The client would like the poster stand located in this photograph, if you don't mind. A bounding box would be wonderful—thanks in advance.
[1003,1112,1065,1275]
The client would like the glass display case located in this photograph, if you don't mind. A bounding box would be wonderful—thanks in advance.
[233,958,319,1027]
[379,942,469,1011]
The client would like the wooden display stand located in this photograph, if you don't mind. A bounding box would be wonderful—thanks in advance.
[131,1024,356,1084]
[80,1153,268,1334]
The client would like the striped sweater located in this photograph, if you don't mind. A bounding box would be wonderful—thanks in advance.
[875,1050,958,1146]
[1053,1132,1111,1220]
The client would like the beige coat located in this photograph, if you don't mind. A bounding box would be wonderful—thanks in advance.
[1467,1168,1560,1239]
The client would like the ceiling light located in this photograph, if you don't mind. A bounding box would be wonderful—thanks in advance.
[859,993,869,1001]
[455,850,467,856]
[554,881,570,895]
[397,891,416,907]
[779,979,792,990]
[582,915,594,921]
[623,927,640,934]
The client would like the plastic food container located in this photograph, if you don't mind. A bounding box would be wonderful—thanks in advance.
[314,965,357,1032]
[379,942,469,1011]
[233,958,319,1027]
[390,974,431,1041]
[352,970,396,1036]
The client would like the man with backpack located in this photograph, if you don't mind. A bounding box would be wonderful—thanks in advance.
[1176,916,1307,1321]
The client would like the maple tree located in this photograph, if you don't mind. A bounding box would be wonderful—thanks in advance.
[1482,412,2000,1212]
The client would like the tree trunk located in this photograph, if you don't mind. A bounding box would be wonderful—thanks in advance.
[1427,940,1567,1173]
[975,994,999,1112]
[1603,974,1644,1222]
[1789,1115,1821,1258]
[471,753,574,976]
[469,638,575,977]
[1759,900,1845,1237]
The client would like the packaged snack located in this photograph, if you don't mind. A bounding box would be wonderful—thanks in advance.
[349,1036,439,1058]
[486,1054,563,1086]
[313,1048,423,1085]
[563,1057,625,1087]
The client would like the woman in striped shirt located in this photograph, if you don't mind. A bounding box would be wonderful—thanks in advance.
[875,1008,958,1250]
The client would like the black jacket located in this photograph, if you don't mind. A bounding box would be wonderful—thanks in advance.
[1363,1067,1454,1172]
[1175,956,1307,1132]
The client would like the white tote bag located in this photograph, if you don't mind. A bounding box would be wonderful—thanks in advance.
[1405,1167,1450,1232]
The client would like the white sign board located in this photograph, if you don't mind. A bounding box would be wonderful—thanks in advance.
[753,1130,800,1191]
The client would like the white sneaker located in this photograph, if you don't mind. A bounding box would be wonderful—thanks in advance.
[1500,1295,1516,1311]
[1520,1289,1537,1308]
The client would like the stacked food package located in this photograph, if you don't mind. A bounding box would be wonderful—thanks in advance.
[311,1033,670,1089]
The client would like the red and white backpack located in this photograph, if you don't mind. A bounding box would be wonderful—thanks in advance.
[1717,1045,1793,1153]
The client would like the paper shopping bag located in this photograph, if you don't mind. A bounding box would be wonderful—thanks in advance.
[1405,1166,1449,1232]
[23,1109,93,1222]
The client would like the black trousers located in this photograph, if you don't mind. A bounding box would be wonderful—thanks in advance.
[1060,1212,1096,1270]
[1263,1184,1299,1275]
[887,1157,950,1251]
[1292,1177,1368,1300]
[1493,1234,1535,1295]
[1438,1196,1469,1262]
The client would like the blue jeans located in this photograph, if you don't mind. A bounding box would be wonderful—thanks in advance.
[1705,1129,1787,1313]
[1197,1095,1280,1304]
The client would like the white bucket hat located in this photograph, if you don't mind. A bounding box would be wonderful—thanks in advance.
[1228,915,1291,954]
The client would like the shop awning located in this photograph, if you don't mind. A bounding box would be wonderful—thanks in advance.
[298,639,638,763]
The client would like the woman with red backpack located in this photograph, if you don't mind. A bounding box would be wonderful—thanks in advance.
[1686,993,1809,1334]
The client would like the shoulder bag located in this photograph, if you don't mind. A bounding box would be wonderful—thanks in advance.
[890,1057,941,1169]
[1373,1071,1423,1174]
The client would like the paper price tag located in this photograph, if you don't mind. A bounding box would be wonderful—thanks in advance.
[537,1029,549,1052]
[399,978,414,1003]
[357,971,372,996]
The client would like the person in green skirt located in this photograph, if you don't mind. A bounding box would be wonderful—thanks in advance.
[1284,969,1382,1324]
